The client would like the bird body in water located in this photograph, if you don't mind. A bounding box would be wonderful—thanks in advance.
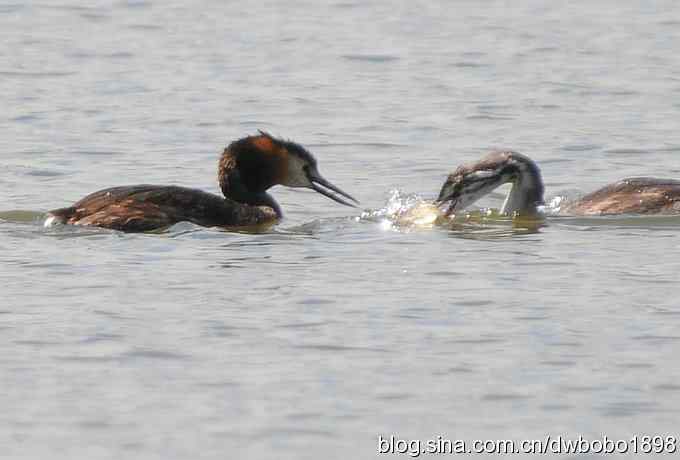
[46,132,358,232]
[561,177,680,215]
[436,151,680,217]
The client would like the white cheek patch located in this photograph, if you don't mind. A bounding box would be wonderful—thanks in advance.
[284,155,313,188]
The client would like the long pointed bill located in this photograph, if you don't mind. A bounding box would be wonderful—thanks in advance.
[443,199,458,216]
[436,181,458,215]
[437,186,451,203]
[309,173,359,208]
[437,174,504,216]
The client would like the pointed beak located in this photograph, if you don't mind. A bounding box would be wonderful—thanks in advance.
[436,181,453,202]
[436,169,506,216]
[307,170,360,208]
[436,179,460,216]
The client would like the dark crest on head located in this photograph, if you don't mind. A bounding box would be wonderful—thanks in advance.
[257,130,316,166]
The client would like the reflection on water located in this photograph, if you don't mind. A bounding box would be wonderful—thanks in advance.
[357,188,680,241]
[0,210,45,223]
[5,191,678,245]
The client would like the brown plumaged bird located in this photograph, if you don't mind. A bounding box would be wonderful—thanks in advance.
[46,131,358,232]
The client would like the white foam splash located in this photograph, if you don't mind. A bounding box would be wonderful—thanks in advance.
[43,215,58,228]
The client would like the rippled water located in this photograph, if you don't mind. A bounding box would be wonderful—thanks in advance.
[3,1,680,459]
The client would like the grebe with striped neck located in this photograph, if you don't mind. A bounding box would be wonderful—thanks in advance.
[46,132,358,232]
[437,151,680,216]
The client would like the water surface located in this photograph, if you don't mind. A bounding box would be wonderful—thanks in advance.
[2,1,680,459]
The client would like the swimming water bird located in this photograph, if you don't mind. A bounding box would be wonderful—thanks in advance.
[45,132,358,232]
[437,151,680,216]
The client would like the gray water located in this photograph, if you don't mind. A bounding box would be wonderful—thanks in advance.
[2,1,680,459]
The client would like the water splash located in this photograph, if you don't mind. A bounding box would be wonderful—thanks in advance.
[358,189,544,237]
[544,190,585,215]
[358,189,442,230]
[359,189,422,220]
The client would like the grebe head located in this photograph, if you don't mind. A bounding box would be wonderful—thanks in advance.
[272,132,359,207]
[436,151,544,216]
[220,131,359,208]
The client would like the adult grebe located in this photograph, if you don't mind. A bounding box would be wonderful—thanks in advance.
[45,131,358,232]
[436,151,680,216]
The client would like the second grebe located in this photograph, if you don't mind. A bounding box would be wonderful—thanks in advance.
[436,151,680,216]
[46,132,358,232]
